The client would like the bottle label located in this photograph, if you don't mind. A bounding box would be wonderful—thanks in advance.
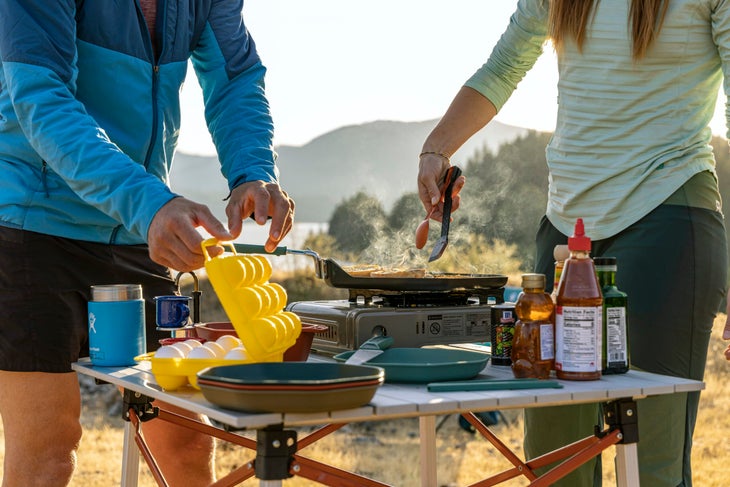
[490,306,515,365]
[539,323,554,360]
[555,306,602,373]
[606,306,628,364]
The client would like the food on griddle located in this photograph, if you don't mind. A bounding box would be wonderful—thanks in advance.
[341,265,428,278]
[370,268,427,278]
[342,264,384,276]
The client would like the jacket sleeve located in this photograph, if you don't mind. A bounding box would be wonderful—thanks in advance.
[191,0,278,191]
[0,0,177,240]
[464,0,549,112]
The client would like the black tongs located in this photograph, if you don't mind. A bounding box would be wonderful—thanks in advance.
[429,165,462,262]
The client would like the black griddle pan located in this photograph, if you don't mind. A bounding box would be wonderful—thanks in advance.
[321,259,507,291]
[233,243,507,291]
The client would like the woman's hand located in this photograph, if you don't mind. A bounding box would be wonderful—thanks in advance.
[417,154,465,223]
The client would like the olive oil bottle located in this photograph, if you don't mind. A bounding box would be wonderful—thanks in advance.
[594,257,629,374]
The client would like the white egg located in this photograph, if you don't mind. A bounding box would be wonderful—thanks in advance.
[155,345,185,359]
[174,342,194,355]
[224,347,248,360]
[216,335,242,352]
[187,346,217,359]
[202,341,226,358]
[184,339,203,348]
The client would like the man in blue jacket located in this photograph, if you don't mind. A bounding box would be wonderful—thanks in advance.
[0,1,295,485]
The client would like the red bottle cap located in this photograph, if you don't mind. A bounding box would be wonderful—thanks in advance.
[568,218,591,251]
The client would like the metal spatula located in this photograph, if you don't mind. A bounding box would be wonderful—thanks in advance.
[345,335,394,365]
[429,166,462,262]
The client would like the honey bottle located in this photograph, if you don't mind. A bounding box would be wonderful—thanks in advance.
[511,273,555,379]
[594,257,629,374]
[555,218,603,380]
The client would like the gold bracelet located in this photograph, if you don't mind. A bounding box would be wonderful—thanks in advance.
[419,151,451,163]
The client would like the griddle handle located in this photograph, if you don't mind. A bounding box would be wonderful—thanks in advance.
[233,243,325,278]
[232,243,289,256]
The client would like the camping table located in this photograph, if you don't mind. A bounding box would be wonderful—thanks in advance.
[73,358,703,487]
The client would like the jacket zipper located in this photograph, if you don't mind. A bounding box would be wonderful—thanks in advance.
[41,160,49,198]
[143,64,160,171]
[141,0,163,171]
[112,0,163,245]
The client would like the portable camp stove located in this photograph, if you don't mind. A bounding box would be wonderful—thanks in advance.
[286,287,504,356]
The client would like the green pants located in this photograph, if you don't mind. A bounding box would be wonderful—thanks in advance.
[525,203,727,486]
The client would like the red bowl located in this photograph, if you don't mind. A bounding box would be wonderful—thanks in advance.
[193,322,329,362]
[193,322,236,341]
[159,336,206,346]
[284,323,329,362]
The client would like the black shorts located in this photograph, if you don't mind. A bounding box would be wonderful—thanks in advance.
[0,227,177,373]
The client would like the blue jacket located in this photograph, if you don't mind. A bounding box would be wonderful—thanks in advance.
[0,0,277,244]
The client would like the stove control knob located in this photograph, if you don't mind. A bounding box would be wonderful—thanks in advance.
[370,325,387,338]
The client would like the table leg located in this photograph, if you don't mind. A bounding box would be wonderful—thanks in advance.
[419,416,437,487]
[121,419,140,487]
[615,443,639,487]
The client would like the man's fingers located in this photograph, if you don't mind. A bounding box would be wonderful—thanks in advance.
[225,181,295,253]
[266,189,295,244]
[148,197,231,271]
[194,206,233,243]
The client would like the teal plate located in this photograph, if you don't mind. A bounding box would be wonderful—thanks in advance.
[333,348,490,383]
[197,362,384,386]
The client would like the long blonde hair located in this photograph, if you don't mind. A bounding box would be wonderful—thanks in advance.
[548,0,669,59]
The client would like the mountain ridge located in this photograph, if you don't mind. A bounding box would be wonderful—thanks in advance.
[170,118,529,222]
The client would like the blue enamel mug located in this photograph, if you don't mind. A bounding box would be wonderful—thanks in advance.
[88,284,146,366]
[154,295,191,329]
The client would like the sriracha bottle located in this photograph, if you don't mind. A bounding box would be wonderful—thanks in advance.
[555,218,603,381]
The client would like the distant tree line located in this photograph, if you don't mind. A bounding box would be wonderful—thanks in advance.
[304,130,730,278]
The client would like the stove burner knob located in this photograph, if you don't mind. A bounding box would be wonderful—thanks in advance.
[370,325,387,338]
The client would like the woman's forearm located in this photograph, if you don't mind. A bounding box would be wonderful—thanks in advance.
[421,86,498,158]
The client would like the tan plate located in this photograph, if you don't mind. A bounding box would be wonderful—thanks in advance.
[196,377,383,392]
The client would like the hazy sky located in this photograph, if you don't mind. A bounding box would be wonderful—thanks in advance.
[177,0,726,155]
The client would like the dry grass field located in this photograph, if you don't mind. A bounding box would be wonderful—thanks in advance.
[2,316,729,486]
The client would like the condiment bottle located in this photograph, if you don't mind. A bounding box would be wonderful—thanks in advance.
[594,256,630,374]
[490,303,516,366]
[551,244,570,303]
[511,273,555,379]
[555,218,603,381]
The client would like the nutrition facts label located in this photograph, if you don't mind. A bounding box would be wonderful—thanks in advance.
[556,306,602,372]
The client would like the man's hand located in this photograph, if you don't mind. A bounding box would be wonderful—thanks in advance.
[225,181,295,252]
[148,197,233,271]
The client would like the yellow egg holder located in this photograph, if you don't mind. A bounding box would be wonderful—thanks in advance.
[200,238,302,362]
[135,352,280,390]
[137,239,302,391]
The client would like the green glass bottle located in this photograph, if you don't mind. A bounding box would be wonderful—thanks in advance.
[594,257,629,374]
